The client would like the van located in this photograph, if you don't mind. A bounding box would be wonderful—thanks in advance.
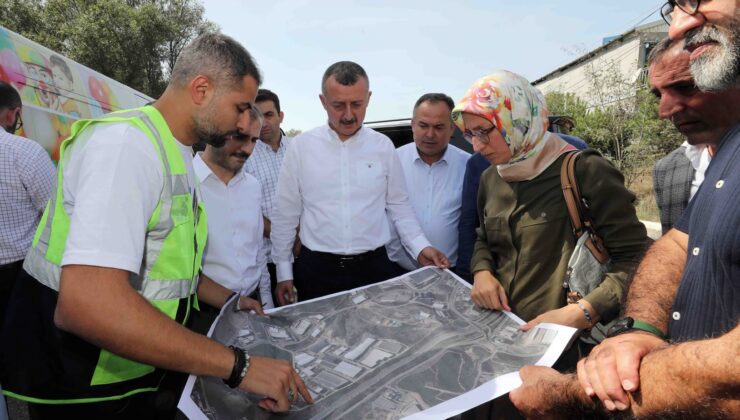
[0,26,152,160]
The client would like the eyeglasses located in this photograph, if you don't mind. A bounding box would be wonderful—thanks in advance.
[660,0,700,25]
[462,125,496,144]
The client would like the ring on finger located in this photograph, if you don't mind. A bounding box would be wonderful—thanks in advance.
[287,388,294,402]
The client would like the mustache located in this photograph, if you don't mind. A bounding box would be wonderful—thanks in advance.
[685,24,726,49]
[340,118,357,125]
[231,152,249,159]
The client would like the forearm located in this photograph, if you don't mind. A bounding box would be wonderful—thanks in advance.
[56,265,233,381]
[197,273,233,309]
[533,373,613,419]
[630,325,740,418]
[470,231,495,274]
[624,229,687,331]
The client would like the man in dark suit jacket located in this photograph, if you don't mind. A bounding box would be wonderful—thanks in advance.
[652,145,693,234]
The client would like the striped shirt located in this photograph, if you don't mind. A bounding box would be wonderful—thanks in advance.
[670,124,740,342]
[0,130,56,264]
[244,135,292,262]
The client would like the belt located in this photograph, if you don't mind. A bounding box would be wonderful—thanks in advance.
[308,246,386,268]
[0,260,23,270]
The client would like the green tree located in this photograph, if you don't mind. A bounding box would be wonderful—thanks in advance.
[545,64,683,186]
[285,128,302,138]
[0,0,217,98]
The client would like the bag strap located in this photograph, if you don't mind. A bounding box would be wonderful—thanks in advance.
[560,151,610,264]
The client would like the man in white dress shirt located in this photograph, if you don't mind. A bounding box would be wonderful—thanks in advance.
[386,93,470,272]
[192,106,274,332]
[271,61,449,304]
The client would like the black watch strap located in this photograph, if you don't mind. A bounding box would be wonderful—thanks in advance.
[606,317,667,340]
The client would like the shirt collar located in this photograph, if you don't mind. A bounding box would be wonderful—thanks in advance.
[193,153,212,183]
[412,143,450,165]
[326,123,363,143]
[256,134,288,152]
[682,141,709,171]
[193,153,246,185]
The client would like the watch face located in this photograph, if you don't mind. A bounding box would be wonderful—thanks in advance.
[606,317,634,337]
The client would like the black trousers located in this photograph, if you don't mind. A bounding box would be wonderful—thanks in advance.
[27,390,165,420]
[293,246,406,301]
[0,259,23,324]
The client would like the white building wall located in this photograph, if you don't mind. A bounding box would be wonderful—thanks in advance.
[535,38,642,107]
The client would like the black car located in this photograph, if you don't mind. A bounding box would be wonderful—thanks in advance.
[366,116,575,152]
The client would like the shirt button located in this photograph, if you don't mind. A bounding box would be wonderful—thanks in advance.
[672,311,681,321]
[692,247,700,256]
[715,180,724,188]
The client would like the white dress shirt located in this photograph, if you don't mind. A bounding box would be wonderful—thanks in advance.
[194,154,274,308]
[271,124,430,281]
[682,141,711,201]
[244,135,292,263]
[0,130,55,264]
[386,143,471,270]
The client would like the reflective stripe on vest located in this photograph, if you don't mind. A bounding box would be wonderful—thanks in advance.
[21,105,208,394]
[26,106,205,301]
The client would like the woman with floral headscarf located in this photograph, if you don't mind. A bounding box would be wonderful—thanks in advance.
[452,71,647,355]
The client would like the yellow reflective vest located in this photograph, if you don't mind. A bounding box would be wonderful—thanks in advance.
[2,105,207,404]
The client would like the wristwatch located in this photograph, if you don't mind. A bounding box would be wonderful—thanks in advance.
[606,317,667,340]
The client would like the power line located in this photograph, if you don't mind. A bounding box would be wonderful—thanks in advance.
[625,3,663,30]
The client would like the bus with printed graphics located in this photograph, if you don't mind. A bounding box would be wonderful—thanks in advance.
[0,25,153,160]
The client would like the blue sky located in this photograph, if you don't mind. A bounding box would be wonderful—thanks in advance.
[202,0,665,131]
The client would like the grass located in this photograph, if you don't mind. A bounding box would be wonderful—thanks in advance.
[626,164,660,223]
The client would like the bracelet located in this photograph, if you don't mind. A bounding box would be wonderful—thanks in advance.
[576,301,593,328]
[223,346,250,388]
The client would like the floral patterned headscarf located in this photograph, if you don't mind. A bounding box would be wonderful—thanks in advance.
[452,70,574,181]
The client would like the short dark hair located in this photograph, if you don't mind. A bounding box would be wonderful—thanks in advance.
[0,81,22,109]
[413,93,455,116]
[256,88,281,113]
[647,36,678,67]
[170,33,262,91]
[321,61,368,93]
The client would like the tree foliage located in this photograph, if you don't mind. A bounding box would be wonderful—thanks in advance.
[285,128,302,138]
[545,59,683,186]
[0,0,217,98]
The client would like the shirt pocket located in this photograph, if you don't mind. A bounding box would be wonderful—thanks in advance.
[355,160,385,195]
[481,215,509,265]
[517,209,568,263]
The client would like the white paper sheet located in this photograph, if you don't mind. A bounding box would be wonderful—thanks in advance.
[178,267,577,419]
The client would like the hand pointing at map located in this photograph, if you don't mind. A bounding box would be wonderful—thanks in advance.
[240,356,313,412]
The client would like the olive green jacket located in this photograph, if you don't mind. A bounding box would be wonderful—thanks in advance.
[471,150,647,322]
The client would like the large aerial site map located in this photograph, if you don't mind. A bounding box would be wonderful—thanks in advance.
[179,267,576,419]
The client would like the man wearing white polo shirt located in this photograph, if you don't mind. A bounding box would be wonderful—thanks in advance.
[386,93,470,272]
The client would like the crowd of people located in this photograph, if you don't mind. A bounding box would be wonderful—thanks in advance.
[0,0,737,418]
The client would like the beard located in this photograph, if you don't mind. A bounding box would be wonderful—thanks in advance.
[211,148,249,174]
[192,101,236,148]
[685,15,740,91]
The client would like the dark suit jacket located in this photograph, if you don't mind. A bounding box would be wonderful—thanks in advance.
[653,146,694,234]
